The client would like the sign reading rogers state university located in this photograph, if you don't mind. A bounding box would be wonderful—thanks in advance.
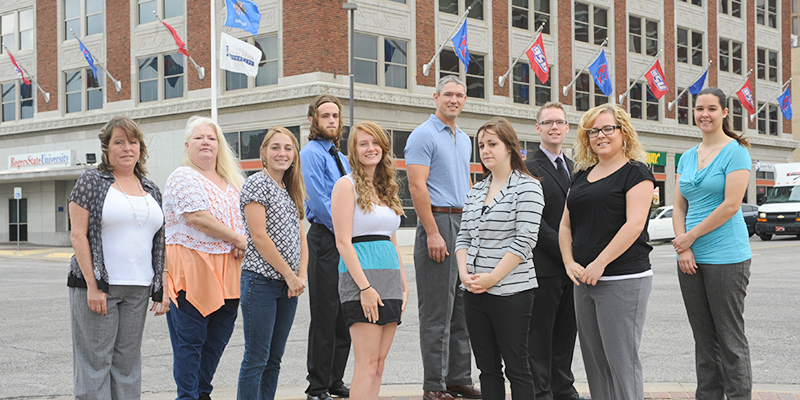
[9,150,75,170]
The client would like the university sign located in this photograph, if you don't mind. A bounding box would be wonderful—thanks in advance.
[8,150,75,170]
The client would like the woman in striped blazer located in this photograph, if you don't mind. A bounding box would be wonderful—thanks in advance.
[455,117,544,400]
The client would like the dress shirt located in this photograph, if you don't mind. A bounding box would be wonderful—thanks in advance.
[300,139,351,232]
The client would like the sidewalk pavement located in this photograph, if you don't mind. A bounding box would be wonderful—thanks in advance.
[2,244,799,400]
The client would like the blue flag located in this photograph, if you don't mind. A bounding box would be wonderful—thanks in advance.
[777,86,793,120]
[451,20,470,69]
[224,0,261,36]
[588,49,613,97]
[688,70,707,95]
[76,37,97,79]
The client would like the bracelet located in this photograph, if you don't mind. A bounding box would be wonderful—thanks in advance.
[359,285,371,292]
[163,269,169,273]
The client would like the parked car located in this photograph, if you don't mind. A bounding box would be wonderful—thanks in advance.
[647,204,758,242]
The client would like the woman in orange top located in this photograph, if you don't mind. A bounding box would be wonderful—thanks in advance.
[163,116,247,400]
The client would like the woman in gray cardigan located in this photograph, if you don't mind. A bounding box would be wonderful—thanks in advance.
[455,117,544,400]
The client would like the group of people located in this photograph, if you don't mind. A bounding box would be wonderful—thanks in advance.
[67,74,754,400]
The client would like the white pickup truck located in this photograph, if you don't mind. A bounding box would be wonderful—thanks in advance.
[755,162,800,241]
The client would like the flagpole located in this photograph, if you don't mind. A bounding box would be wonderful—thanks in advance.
[69,30,122,92]
[667,59,712,111]
[618,50,661,103]
[211,0,218,121]
[749,78,792,122]
[421,6,472,77]
[725,69,753,101]
[497,22,545,88]
[154,12,205,80]
[3,44,50,103]
[561,37,608,97]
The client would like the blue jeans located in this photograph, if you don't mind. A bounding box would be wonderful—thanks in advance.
[167,290,238,400]
[237,270,299,400]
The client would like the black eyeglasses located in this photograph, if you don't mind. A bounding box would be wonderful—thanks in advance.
[587,125,620,138]
[538,120,568,127]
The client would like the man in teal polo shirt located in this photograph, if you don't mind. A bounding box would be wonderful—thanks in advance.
[405,75,479,400]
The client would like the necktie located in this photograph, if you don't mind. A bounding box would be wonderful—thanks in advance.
[328,145,347,177]
[555,157,570,187]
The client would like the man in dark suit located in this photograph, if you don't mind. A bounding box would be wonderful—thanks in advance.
[524,102,587,400]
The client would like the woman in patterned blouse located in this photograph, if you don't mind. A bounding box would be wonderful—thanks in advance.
[68,116,167,399]
[162,116,247,400]
[237,127,308,399]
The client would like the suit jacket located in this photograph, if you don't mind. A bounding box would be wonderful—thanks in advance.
[525,148,574,278]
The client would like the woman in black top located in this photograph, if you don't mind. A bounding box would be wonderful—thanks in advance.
[558,104,655,400]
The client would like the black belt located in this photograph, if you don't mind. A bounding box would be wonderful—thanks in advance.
[352,235,390,243]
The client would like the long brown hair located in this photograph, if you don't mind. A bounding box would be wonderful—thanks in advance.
[98,116,149,178]
[347,121,404,216]
[476,117,534,179]
[696,87,750,148]
[260,127,307,219]
[573,104,648,171]
[307,94,344,149]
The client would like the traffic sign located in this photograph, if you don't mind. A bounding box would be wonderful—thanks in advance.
[14,187,22,200]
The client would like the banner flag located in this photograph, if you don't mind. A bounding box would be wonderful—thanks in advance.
[644,59,668,99]
[588,49,613,97]
[777,85,792,120]
[76,37,98,79]
[736,80,756,115]
[224,0,261,36]
[688,69,707,95]
[219,32,262,77]
[7,52,31,85]
[451,20,470,69]
[160,20,190,57]
[525,34,549,84]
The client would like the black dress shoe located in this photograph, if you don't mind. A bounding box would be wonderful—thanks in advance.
[329,382,350,398]
[307,392,334,400]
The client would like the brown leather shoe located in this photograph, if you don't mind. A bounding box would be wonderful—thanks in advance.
[423,390,456,400]
[446,384,482,399]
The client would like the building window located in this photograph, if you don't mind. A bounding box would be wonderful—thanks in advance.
[225,126,301,160]
[729,97,744,132]
[1,81,33,122]
[9,198,27,242]
[439,49,484,99]
[677,28,703,66]
[65,0,103,39]
[351,34,408,89]
[676,89,698,125]
[138,53,184,103]
[1,9,34,53]
[629,16,658,56]
[138,0,183,24]
[575,2,607,45]
[65,69,103,114]
[757,0,778,28]
[512,0,551,34]
[629,81,659,121]
[757,102,779,135]
[513,63,551,106]
[757,48,778,82]
[679,0,702,5]
[719,38,743,75]
[225,35,280,91]
[720,0,742,17]
[439,0,483,20]
[575,71,608,112]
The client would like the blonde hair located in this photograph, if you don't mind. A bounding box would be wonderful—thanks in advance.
[260,127,307,219]
[182,116,244,190]
[572,104,648,171]
[347,121,404,216]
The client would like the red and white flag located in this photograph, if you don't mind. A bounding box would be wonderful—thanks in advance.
[7,52,31,85]
[160,20,190,57]
[644,59,668,99]
[736,79,756,114]
[525,34,549,84]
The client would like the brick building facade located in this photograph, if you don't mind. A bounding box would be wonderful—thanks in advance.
[0,0,795,245]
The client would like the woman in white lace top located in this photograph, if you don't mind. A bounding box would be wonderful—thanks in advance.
[162,116,247,400]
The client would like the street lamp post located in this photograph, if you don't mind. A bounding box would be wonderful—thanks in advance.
[343,2,358,131]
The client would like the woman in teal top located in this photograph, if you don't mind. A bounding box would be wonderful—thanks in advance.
[672,87,752,400]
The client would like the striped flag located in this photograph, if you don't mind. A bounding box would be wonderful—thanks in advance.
[7,52,31,85]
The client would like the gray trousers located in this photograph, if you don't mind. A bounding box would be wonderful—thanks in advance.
[70,285,150,400]
[574,276,652,400]
[678,260,752,400]
[415,212,473,391]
